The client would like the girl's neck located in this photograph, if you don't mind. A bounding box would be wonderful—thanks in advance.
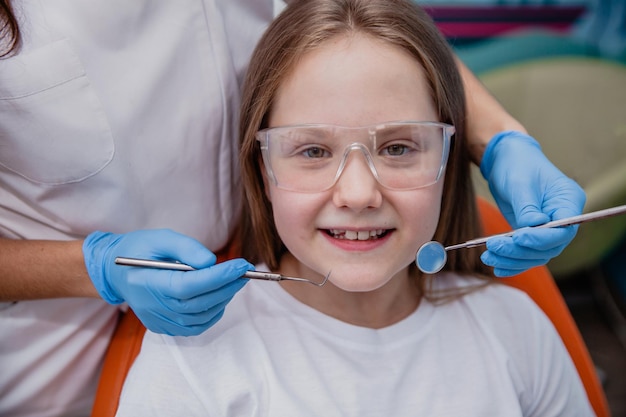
[277,254,422,329]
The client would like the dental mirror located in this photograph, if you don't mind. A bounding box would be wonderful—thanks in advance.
[416,204,626,274]
[416,241,448,274]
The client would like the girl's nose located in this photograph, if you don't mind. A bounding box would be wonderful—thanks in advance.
[332,151,383,211]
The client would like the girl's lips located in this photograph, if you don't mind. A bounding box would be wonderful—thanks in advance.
[322,228,393,251]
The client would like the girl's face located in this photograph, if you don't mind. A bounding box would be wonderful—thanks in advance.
[266,33,444,292]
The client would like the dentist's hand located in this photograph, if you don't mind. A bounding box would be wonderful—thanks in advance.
[480,131,586,277]
[83,229,252,336]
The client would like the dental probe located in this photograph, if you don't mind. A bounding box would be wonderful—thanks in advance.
[114,257,330,286]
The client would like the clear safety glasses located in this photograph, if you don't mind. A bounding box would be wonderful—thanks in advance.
[256,121,455,193]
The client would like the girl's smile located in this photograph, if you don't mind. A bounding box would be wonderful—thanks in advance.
[321,226,394,251]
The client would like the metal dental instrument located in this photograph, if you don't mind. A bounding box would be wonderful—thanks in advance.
[114,257,330,287]
[416,204,626,274]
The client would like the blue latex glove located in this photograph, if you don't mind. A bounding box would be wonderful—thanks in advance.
[480,131,586,277]
[83,229,253,336]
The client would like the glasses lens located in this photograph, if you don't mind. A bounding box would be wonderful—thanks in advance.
[258,122,452,192]
[371,123,447,190]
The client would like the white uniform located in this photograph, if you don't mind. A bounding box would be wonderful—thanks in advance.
[116,273,594,417]
[0,1,281,415]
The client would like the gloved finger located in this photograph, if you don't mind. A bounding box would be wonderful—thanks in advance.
[489,185,550,230]
[481,249,551,272]
[492,226,573,254]
[173,308,228,337]
[137,298,233,336]
[140,229,219,269]
[509,176,584,228]
[492,266,533,278]
[172,307,229,337]
[485,236,564,260]
[491,168,550,227]
[543,176,586,212]
[163,297,234,330]
[159,278,248,314]
[511,225,578,253]
[508,192,551,228]
[152,258,254,300]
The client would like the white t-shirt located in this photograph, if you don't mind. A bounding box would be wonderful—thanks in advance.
[0,1,281,415]
[116,272,594,417]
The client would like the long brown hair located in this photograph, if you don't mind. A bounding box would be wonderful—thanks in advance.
[0,0,20,58]
[239,0,493,299]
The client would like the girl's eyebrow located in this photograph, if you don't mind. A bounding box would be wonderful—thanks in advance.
[298,127,332,137]
[375,125,410,136]
[279,126,336,143]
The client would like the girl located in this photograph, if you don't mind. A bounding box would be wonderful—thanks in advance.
[116,0,593,415]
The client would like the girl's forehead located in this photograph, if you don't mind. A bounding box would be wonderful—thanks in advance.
[269,34,437,127]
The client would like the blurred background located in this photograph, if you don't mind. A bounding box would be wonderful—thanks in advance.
[420,0,626,415]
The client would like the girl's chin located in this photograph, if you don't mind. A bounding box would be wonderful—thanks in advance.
[331,282,387,293]
[326,270,403,293]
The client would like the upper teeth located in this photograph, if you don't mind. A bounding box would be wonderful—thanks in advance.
[330,229,385,240]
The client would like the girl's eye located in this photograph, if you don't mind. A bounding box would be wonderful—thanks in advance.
[382,143,410,156]
[303,146,330,158]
